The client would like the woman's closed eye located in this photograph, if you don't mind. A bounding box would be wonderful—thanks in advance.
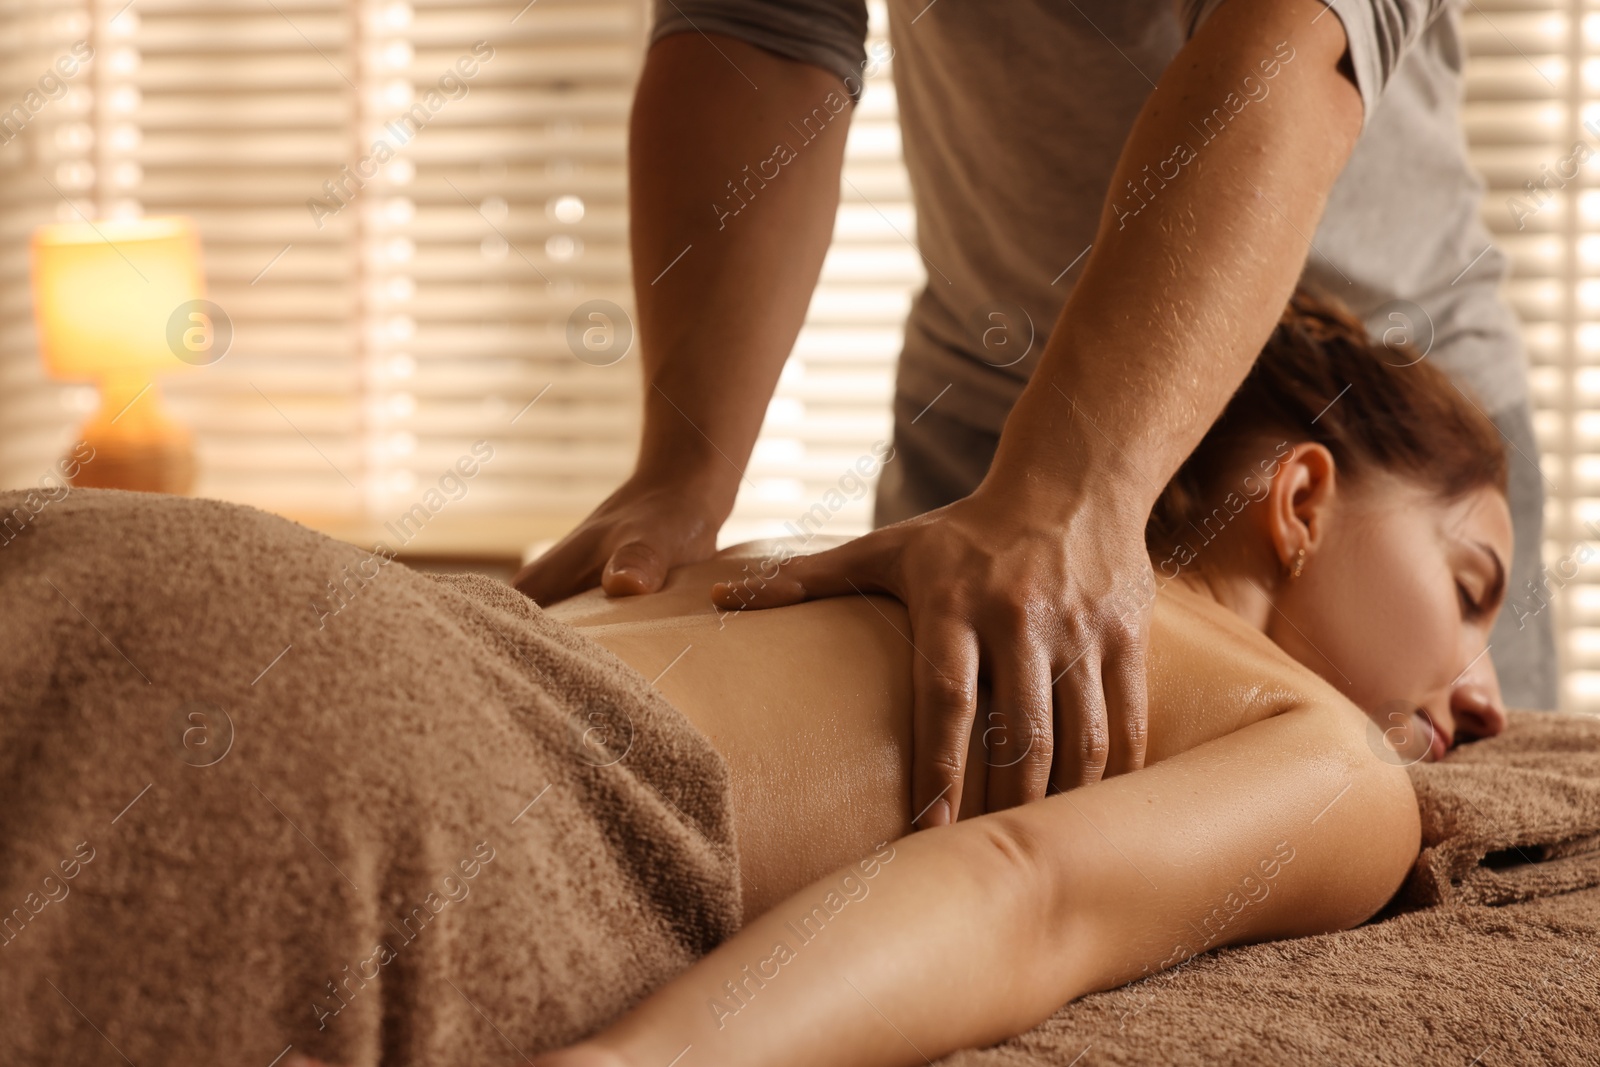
[1456,580,1486,621]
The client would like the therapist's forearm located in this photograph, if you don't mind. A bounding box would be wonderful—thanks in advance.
[989,0,1362,521]
[628,34,853,516]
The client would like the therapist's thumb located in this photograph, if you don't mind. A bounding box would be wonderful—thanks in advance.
[601,540,668,596]
[710,536,892,611]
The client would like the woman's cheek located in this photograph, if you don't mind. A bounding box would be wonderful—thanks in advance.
[1357,547,1456,705]
[1305,527,1431,709]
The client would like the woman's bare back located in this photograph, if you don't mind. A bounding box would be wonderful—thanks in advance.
[546,539,1352,918]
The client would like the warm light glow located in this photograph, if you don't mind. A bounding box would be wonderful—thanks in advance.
[31,215,204,380]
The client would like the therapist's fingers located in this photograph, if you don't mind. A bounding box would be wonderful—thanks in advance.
[512,471,726,606]
[514,529,606,605]
[1101,627,1151,777]
[600,539,670,596]
[982,642,1055,813]
[909,617,982,830]
[1050,650,1110,794]
[710,528,899,610]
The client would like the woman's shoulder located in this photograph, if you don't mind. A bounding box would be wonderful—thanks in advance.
[1141,576,1355,762]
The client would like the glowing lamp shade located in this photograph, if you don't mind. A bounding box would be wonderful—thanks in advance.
[30,216,203,494]
[33,216,203,378]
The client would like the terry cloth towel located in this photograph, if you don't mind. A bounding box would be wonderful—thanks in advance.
[1397,709,1600,909]
[0,488,741,1066]
[934,710,1600,1067]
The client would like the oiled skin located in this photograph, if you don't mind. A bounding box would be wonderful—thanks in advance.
[546,538,1337,919]
[538,538,1419,1067]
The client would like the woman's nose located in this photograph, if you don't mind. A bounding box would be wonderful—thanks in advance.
[1450,685,1507,743]
[1423,652,1507,754]
[1448,654,1508,745]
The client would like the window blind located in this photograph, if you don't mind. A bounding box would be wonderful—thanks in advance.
[0,0,94,483]
[0,0,653,556]
[1461,0,1583,709]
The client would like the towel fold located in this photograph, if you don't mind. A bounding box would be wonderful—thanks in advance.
[1397,709,1600,909]
[0,489,742,1065]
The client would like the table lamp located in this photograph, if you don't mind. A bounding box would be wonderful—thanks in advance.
[31,215,204,494]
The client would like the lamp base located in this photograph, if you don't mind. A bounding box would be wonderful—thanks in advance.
[68,419,197,495]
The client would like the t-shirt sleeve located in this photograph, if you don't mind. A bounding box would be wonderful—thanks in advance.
[1177,0,1453,132]
[648,0,872,100]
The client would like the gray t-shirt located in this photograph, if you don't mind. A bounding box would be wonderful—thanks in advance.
[650,0,1529,435]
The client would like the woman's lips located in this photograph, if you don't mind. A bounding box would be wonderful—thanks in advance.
[1415,708,1450,762]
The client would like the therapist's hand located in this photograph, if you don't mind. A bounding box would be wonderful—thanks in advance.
[712,480,1155,826]
[514,471,727,605]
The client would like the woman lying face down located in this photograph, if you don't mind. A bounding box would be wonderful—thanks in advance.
[0,290,1511,1067]
[529,288,1513,1067]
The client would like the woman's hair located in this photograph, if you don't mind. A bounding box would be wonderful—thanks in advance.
[1145,285,1509,558]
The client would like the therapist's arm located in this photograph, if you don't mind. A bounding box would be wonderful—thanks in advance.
[514,33,853,604]
[724,0,1364,820]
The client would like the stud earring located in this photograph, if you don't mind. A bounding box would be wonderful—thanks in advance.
[1290,547,1306,579]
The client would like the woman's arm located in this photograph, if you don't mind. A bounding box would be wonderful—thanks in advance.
[542,698,1420,1067]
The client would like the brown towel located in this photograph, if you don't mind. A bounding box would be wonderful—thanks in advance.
[936,886,1600,1066]
[934,711,1600,1066]
[1397,709,1600,909]
[0,488,741,1065]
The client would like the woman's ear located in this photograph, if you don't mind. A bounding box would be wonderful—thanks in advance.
[1262,442,1337,574]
